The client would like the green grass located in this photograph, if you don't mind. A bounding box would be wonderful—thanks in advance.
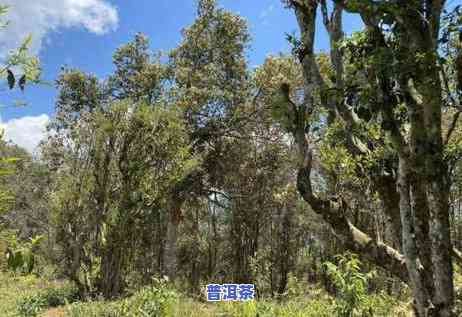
[0,271,411,317]
[65,296,335,317]
[0,272,76,317]
[0,272,50,317]
[65,295,409,317]
[65,287,404,317]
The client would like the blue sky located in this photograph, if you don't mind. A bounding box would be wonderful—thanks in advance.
[0,0,363,153]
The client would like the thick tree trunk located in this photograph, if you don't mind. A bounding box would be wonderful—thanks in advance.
[98,179,134,299]
[100,240,124,299]
[422,75,455,317]
[164,169,204,280]
[297,157,408,283]
[290,0,408,284]
[289,2,455,315]
[398,152,433,316]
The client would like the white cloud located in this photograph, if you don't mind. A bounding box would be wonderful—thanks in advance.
[259,3,275,26]
[259,4,274,20]
[1,114,49,153]
[0,0,119,56]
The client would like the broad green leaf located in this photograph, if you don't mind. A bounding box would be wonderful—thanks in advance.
[7,69,14,89]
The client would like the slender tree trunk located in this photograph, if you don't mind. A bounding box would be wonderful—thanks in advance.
[164,212,180,280]
[190,207,200,291]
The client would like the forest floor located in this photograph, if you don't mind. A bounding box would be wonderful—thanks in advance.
[0,272,414,317]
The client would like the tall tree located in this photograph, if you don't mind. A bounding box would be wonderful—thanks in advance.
[0,4,41,269]
[166,0,252,278]
[45,35,195,298]
[278,1,461,315]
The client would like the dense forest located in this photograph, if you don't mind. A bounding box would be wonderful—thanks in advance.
[1,0,462,316]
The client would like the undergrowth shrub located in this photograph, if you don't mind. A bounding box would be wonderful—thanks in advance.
[118,278,179,317]
[17,284,79,317]
[65,268,402,317]
[68,277,179,317]
[324,253,397,317]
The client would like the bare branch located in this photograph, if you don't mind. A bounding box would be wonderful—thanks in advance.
[320,0,330,30]
[445,110,462,145]
[297,150,408,282]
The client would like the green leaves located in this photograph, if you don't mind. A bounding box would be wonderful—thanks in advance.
[30,235,44,248]
[17,284,79,317]
[0,5,9,29]
[3,34,41,90]
[0,5,9,16]
[19,75,26,91]
[170,0,250,128]
[286,32,303,59]
[270,89,293,131]
[4,69,26,91]
[254,55,304,133]
[48,99,196,295]
[324,254,376,317]
[7,69,14,89]
[4,234,44,275]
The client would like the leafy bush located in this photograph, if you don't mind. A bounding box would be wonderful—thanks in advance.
[5,235,44,275]
[0,229,17,271]
[68,277,179,317]
[17,284,79,317]
[16,293,48,317]
[324,253,394,317]
[118,278,179,317]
